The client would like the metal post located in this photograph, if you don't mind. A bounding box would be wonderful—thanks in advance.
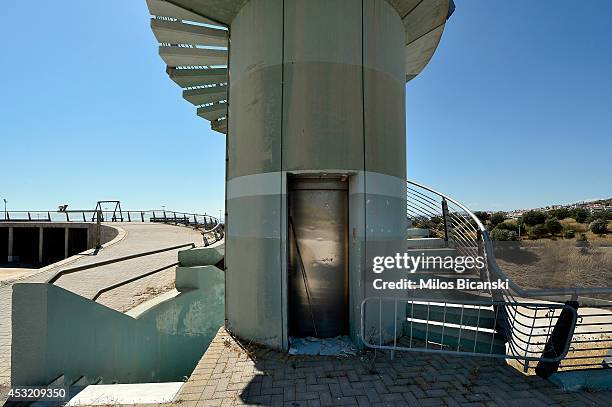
[38,227,44,263]
[64,227,69,259]
[141,211,145,222]
[7,227,13,262]
[95,209,102,249]
[441,198,450,247]
[127,212,131,222]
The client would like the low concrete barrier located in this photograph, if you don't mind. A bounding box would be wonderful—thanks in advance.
[178,240,224,267]
[11,266,224,386]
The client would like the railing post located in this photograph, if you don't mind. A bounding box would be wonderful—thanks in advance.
[95,209,102,249]
[127,212,131,222]
[141,211,145,222]
[28,212,31,221]
[194,215,198,227]
[82,212,86,222]
[441,198,450,247]
[65,212,70,222]
[47,212,51,222]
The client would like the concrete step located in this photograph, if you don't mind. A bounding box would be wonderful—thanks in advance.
[406,248,456,257]
[403,320,506,355]
[407,237,446,249]
[407,228,430,238]
[404,289,493,303]
[407,302,499,330]
[178,240,224,267]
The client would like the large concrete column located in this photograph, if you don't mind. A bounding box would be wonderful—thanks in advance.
[8,227,14,262]
[225,0,407,349]
[38,227,44,264]
[64,227,69,259]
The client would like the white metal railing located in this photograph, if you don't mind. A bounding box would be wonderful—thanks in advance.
[395,180,612,374]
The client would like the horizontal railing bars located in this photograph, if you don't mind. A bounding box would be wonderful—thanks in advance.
[47,243,195,284]
[406,202,440,219]
[407,194,444,215]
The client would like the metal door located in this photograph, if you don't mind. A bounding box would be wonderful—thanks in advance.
[288,177,348,338]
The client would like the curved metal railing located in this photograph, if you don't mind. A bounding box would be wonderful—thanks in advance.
[407,179,612,372]
[1,209,221,231]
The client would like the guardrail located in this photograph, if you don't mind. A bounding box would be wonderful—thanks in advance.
[91,262,180,302]
[404,180,612,374]
[361,297,577,364]
[47,243,195,285]
[0,209,220,230]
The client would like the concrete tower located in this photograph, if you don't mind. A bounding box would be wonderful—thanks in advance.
[148,0,454,350]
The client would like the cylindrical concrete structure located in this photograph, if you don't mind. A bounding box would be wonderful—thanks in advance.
[226,0,408,349]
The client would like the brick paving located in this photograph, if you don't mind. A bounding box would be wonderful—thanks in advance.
[0,223,202,391]
[170,327,611,407]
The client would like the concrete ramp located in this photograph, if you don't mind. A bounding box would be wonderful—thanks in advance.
[11,266,224,387]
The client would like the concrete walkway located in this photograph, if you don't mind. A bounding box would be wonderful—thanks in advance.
[0,223,202,391]
[171,327,611,407]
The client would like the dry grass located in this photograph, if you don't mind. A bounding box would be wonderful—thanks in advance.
[558,335,612,371]
[120,281,176,312]
[495,240,612,290]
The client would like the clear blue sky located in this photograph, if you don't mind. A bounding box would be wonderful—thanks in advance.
[1,0,610,214]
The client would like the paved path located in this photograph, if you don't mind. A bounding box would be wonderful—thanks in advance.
[171,328,611,407]
[0,223,201,389]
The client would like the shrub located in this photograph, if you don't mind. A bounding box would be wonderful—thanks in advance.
[490,212,507,227]
[545,217,563,236]
[571,208,589,223]
[491,228,519,241]
[587,211,612,223]
[563,229,576,239]
[548,208,571,220]
[496,221,519,233]
[522,210,547,227]
[528,224,548,240]
[589,219,609,235]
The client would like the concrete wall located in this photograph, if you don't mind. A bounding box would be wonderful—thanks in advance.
[11,266,224,386]
[226,0,407,349]
[0,223,118,265]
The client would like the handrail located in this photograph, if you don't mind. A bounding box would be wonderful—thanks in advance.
[1,209,221,231]
[407,179,612,298]
[91,262,179,301]
[407,180,487,232]
[47,243,196,284]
